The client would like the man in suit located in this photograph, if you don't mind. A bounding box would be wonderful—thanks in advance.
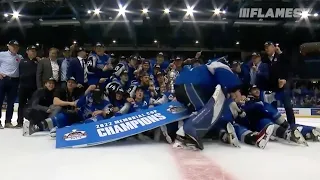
[36,48,61,89]
[60,47,72,89]
[262,41,295,124]
[67,47,88,92]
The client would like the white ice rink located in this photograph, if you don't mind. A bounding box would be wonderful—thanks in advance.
[1,112,320,180]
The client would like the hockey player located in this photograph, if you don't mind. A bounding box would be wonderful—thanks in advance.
[104,70,131,103]
[113,88,126,113]
[242,85,308,145]
[216,95,274,149]
[250,85,320,142]
[173,57,243,150]
[87,42,112,85]
[113,56,128,79]
[150,52,169,72]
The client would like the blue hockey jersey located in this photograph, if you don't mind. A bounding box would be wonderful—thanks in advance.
[87,52,111,84]
[76,93,113,120]
[175,61,242,95]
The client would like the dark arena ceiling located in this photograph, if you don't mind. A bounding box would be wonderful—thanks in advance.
[1,0,320,50]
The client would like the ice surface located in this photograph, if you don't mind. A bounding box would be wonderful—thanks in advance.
[1,112,320,180]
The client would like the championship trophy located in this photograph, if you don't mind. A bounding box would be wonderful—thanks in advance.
[168,70,178,94]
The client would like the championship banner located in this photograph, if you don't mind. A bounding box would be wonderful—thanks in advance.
[56,101,189,148]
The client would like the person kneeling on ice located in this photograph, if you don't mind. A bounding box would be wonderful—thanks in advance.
[23,85,114,137]
[241,85,309,146]
[172,57,243,150]
[23,77,60,136]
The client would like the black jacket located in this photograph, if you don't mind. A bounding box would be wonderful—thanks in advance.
[29,88,54,112]
[261,53,291,92]
[19,58,38,88]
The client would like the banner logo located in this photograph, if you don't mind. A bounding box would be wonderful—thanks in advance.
[239,8,311,18]
[64,129,87,141]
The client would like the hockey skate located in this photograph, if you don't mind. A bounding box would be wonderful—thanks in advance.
[172,135,199,151]
[255,124,274,149]
[160,125,173,144]
[49,127,57,138]
[23,121,40,136]
[225,122,240,148]
[286,127,308,146]
[309,129,320,142]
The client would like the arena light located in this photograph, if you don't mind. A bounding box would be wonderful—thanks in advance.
[117,5,127,15]
[314,13,318,17]
[154,40,158,43]
[72,17,76,20]
[94,9,101,14]
[12,11,20,18]
[87,10,92,14]
[186,7,195,16]
[142,8,148,14]
[214,9,221,14]
[164,8,170,14]
[301,11,309,18]
[222,10,226,14]
[113,40,116,43]
[73,40,77,44]
[4,13,8,17]
[195,40,199,44]
[235,41,240,45]
[36,43,39,46]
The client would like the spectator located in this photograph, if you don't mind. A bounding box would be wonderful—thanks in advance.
[0,40,23,129]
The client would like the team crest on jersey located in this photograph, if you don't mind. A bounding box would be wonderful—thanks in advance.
[167,105,186,114]
[64,129,87,141]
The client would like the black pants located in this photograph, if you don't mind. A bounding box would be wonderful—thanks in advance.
[0,77,19,123]
[17,87,36,125]
[26,109,49,128]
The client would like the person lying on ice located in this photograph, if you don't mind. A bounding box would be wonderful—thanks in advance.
[172,57,244,150]
[23,85,114,137]
[241,85,320,145]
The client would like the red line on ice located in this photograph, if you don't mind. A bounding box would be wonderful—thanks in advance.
[170,149,236,180]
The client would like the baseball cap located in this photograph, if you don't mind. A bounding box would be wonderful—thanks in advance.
[175,56,182,61]
[142,59,149,64]
[95,42,104,47]
[120,70,128,76]
[156,71,164,77]
[249,85,259,91]
[8,40,19,46]
[154,64,161,69]
[46,77,56,83]
[26,45,37,50]
[64,47,70,51]
[232,61,240,66]
[157,52,164,56]
[130,55,138,60]
[252,52,261,57]
[67,77,77,83]
[264,41,274,46]
[76,47,86,53]
[120,56,126,60]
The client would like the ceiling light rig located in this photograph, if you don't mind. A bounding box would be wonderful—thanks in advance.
[164,8,170,14]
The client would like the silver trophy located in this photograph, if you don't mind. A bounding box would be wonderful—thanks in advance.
[168,70,178,94]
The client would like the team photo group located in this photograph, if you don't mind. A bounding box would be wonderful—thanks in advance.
[0,40,319,150]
